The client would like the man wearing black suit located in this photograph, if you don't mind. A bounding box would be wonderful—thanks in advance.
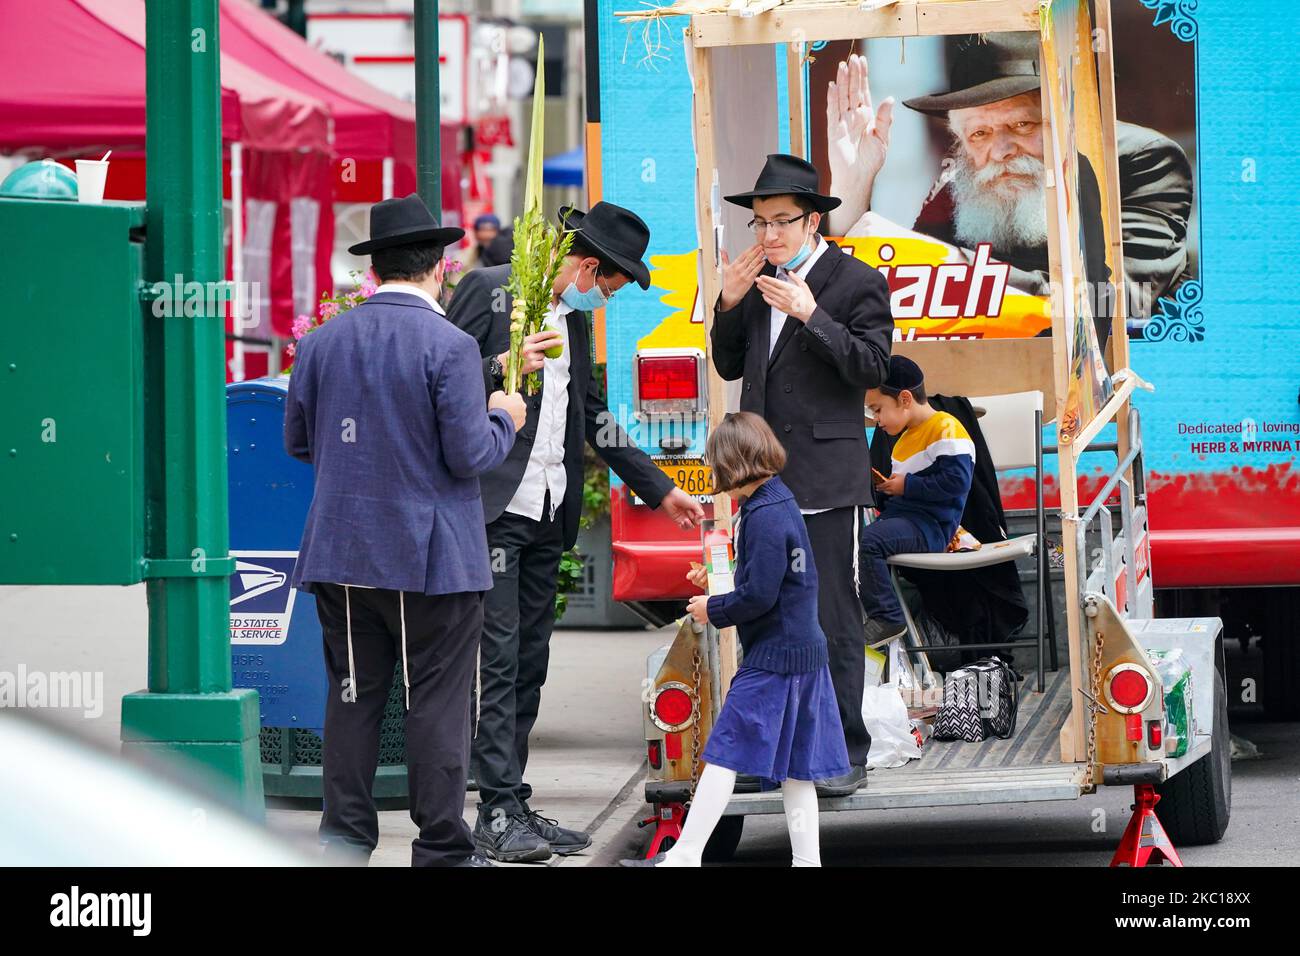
[711,154,893,795]
[448,202,706,862]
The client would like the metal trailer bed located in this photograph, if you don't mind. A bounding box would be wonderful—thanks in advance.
[720,668,1087,815]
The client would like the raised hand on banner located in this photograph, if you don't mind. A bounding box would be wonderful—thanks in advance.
[826,53,894,233]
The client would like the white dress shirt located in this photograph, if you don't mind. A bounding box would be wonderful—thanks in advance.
[768,234,829,356]
[373,282,446,315]
[505,299,573,522]
[767,236,831,516]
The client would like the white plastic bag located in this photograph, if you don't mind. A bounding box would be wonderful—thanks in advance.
[862,682,922,769]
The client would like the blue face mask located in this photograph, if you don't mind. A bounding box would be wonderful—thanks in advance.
[560,273,609,311]
[781,241,813,271]
[779,225,817,271]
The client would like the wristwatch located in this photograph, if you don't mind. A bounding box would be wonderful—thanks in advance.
[488,355,505,389]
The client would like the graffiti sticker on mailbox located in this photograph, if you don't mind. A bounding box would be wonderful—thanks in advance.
[229,551,299,646]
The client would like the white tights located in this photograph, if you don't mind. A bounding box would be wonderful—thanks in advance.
[658,763,822,867]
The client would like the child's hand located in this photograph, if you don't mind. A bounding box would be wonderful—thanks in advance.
[876,472,906,497]
[686,562,708,590]
[686,594,710,626]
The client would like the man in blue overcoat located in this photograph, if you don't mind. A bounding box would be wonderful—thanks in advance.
[285,194,526,867]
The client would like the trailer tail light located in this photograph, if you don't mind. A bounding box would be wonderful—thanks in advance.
[1147,720,1162,751]
[634,348,705,417]
[647,740,662,770]
[665,733,682,760]
[1125,713,1143,742]
[1105,662,1155,714]
[649,682,695,733]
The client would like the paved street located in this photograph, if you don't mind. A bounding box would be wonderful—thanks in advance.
[4,581,1297,867]
[0,583,666,867]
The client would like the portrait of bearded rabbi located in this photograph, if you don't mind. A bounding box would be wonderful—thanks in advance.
[825,31,1194,342]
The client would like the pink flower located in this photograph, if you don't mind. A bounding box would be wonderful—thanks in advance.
[359,271,378,298]
[291,314,314,340]
[318,300,341,321]
[285,341,296,359]
[445,257,463,275]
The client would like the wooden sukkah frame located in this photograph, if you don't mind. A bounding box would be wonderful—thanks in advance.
[650,0,1143,764]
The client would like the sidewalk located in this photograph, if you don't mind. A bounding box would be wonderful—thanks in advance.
[0,584,663,867]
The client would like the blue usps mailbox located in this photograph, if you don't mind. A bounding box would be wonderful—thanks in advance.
[227,377,409,800]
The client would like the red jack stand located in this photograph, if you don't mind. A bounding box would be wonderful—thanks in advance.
[1110,784,1184,867]
[639,802,685,858]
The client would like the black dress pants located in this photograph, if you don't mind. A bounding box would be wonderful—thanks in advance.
[802,507,872,766]
[471,499,565,818]
[314,582,483,866]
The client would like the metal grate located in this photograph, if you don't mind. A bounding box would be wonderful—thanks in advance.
[259,664,407,767]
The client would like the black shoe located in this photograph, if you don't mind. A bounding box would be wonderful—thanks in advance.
[815,765,869,798]
[521,807,592,856]
[450,852,497,867]
[734,774,762,793]
[473,812,553,863]
[619,852,667,867]
[865,618,907,648]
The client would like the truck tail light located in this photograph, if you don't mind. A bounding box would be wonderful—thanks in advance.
[649,682,695,732]
[634,349,704,416]
[1147,720,1162,751]
[647,740,662,770]
[1105,662,1155,714]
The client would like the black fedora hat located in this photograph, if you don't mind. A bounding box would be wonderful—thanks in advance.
[904,33,1041,116]
[348,193,465,255]
[559,201,652,290]
[724,153,841,213]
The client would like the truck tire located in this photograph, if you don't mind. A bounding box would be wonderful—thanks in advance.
[1155,671,1231,845]
[702,815,745,863]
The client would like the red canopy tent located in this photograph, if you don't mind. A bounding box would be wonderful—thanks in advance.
[216,0,466,258]
[0,0,338,380]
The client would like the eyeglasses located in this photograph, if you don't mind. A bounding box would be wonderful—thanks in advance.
[747,212,811,237]
[596,273,616,301]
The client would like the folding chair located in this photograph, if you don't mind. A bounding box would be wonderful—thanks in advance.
[881,390,1059,692]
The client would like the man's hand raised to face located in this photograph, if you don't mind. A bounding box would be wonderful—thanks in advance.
[719,243,768,312]
[755,270,817,324]
[826,53,894,233]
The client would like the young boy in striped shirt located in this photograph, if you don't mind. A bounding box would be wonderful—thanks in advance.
[861,355,976,646]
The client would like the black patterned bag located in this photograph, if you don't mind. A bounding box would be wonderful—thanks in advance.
[933,656,1019,742]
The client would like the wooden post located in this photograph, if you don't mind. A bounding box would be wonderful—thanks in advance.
[1093,0,1135,499]
[1038,33,1087,765]
[786,41,807,158]
[691,33,740,695]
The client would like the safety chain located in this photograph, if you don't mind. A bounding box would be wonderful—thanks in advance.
[686,640,704,807]
[1081,620,1107,788]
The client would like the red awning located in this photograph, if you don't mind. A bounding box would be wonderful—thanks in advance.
[0,0,240,150]
[0,0,332,154]
[77,0,332,153]
[219,0,416,164]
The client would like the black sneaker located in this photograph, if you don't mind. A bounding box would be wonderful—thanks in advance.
[864,618,907,648]
[472,812,553,863]
[814,765,869,798]
[451,852,497,867]
[521,807,592,856]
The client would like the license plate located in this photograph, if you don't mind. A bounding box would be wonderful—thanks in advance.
[652,456,713,501]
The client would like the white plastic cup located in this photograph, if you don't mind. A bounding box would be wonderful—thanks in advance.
[75,159,109,204]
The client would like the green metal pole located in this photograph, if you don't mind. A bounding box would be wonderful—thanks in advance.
[414,0,442,216]
[122,0,263,816]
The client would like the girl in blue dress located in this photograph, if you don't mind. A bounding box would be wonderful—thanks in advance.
[624,412,850,867]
